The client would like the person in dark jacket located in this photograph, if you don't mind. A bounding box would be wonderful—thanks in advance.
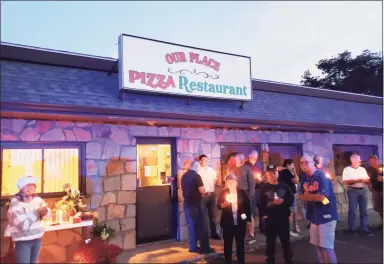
[260,165,294,264]
[232,153,256,244]
[217,174,251,264]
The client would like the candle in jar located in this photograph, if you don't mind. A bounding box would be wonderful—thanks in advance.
[58,210,63,224]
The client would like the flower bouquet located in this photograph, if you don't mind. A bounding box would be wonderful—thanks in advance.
[55,184,87,221]
[91,220,116,241]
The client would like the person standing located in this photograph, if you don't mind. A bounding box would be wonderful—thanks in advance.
[299,155,338,264]
[177,159,192,203]
[198,154,221,240]
[366,155,383,222]
[6,176,51,264]
[181,160,214,253]
[278,159,300,237]
[232,153,256,244]
[342,153,372,236]
[244,150,265,235]
[217,174,251,264]
[259,165,294,264]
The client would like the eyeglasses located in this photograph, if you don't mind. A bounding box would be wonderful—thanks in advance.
[300,160,314,165]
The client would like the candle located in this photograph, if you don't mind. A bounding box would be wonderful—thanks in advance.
[273,192,278,200]
[58,209,63,224]
[256,173,261,180]
[325,173,331,179]
[226,194,232,203]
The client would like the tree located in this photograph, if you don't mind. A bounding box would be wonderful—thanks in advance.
[301,50,383,97]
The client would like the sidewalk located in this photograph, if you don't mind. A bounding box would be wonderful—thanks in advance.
[116,209,382,263]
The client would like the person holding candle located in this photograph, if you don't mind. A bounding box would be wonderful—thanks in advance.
[259,165,294,264]
[232,153,256,244]
[217,174,251,264]
[366,155,383,222]
[6,175,51,264]
[244,150,265,235]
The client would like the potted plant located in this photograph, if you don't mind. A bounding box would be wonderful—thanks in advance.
[55,184,87,221]
[91,220,116,242]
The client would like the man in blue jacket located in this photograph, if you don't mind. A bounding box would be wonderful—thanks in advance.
[299,155,338,264]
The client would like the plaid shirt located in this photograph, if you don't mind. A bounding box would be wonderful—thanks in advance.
[6,195,51,241]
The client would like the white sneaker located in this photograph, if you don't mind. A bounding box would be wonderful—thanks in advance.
[290,231,299,237]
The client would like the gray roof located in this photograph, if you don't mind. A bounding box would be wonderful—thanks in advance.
[0,42,382,134]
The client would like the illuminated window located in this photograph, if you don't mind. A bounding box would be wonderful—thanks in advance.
[1,146,81,197]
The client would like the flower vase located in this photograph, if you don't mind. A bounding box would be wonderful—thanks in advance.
[63,209,75,222]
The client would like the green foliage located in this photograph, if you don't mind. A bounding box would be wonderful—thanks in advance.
[55,184,86,213]
[91,219,116,241]
[301,50,383,97]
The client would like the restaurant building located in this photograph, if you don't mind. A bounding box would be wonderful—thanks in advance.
[0,35,383,262]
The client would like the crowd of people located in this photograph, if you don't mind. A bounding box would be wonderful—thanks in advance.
[179,151,383,264]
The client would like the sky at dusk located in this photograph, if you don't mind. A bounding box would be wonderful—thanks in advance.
[1,1,382,84]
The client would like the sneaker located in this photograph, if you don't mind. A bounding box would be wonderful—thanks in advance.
[247,235,256,245]
[290,231,299,237]
[360,230,374,237]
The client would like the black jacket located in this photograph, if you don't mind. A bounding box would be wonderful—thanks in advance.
[217,188,252,228]
[259,182,294,220]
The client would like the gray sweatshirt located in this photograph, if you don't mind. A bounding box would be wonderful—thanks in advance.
[233,165,256,197]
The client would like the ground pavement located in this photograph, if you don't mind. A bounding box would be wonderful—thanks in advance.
[208,227,383,264]
[116,209,382,263]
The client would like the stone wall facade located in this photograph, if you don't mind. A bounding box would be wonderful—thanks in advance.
[1,117,382,258]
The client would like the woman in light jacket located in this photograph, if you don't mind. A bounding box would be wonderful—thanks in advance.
[6,176,51,264]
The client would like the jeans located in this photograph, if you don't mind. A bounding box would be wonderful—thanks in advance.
[15,238,42,264]
[184,203,210,251]
[254,189,265,233]
[347,188,369,232]
[202,194,219,236]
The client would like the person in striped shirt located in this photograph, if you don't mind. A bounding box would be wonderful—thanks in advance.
[6,175,51,264]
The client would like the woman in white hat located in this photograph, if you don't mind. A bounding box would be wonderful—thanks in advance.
[217,173,251,264]
[6,175,51,264]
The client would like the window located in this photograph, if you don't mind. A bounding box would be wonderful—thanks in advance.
[333,145,378,176]
[1,144,83,197]
[220,144,261,183]
[268,144,302,174]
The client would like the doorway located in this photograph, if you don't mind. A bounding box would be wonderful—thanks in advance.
[136,137,177,244]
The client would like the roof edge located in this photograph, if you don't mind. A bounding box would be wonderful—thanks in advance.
[1,41,383,105]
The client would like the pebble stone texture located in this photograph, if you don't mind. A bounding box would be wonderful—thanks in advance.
[0,118,382,262]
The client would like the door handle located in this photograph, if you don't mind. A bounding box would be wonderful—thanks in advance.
[170,178,175,198]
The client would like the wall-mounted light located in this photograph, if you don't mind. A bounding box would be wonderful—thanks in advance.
[147,120,156,126]
[250,125,259,130]
[329,129,335,133]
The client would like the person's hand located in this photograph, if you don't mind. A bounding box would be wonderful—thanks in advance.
[221,201,231,208]
[40,206,48,217]
[378,176,383,182]
[273,198,284,205]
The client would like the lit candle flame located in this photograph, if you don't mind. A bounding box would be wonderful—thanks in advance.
[226,194,231,203]
[378,167,383,173]
[326,173,331,179]
[256,173,261,180]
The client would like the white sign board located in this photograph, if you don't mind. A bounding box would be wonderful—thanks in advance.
[118,34,252,101]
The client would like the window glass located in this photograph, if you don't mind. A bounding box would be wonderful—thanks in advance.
[137,144,172,187]
[268,145,302,174]
[1,147,79,196]
[333,145,377,175]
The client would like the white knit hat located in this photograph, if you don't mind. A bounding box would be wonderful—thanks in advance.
[17,176,37,190]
